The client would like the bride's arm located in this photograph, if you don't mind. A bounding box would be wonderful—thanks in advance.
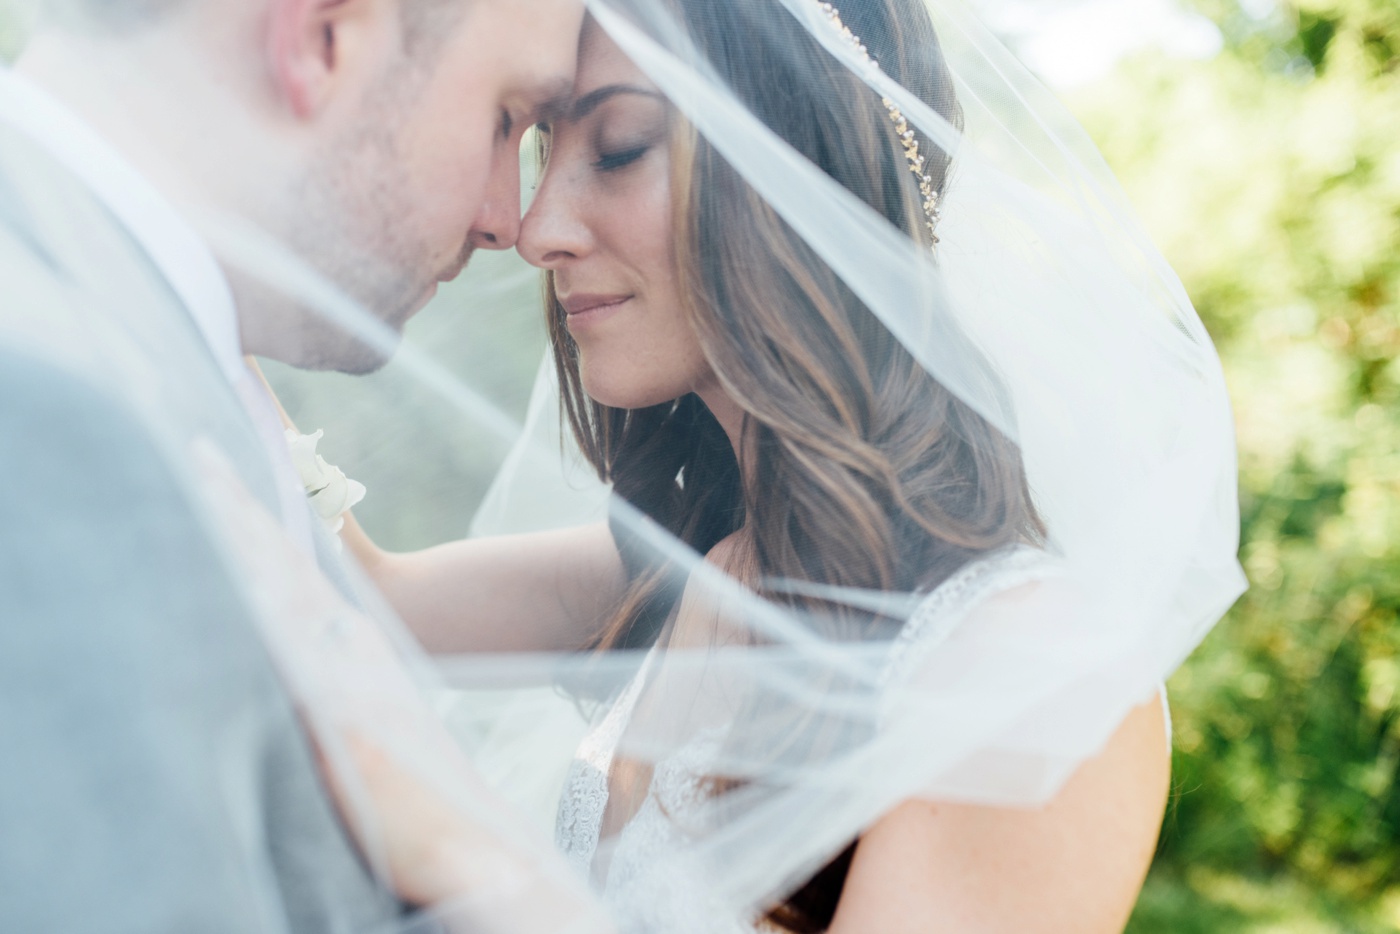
[250,360,626,654]
[354,520,626,654]
[827,696,1169,934]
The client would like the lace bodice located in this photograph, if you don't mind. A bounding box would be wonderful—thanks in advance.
[553,546,1058,932]
[555,654,651,876]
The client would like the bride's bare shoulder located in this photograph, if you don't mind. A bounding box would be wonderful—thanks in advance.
[830,696,1169,934]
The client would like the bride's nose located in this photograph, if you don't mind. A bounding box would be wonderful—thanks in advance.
[518,166,592,269]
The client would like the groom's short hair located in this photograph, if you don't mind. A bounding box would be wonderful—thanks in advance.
[50,0,467,52]
[44,0,182,28]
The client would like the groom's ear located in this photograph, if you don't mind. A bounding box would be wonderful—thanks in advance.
[267,0,396,120]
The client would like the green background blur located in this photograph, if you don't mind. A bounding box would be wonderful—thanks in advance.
[3,1,1398,929]
[1070,2,1400,930]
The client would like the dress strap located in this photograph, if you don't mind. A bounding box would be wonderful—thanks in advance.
[879,546,1060,691]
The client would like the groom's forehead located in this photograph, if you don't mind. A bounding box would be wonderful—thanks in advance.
[493,59,576,124]
[527,78,578,123]
[464,0,585,45]
[466,0,584,108]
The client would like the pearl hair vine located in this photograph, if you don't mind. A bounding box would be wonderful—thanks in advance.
[814,1,942,249]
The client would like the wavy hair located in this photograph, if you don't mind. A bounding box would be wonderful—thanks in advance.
[545,0,1044,928]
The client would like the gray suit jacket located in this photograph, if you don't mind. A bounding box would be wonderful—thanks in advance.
[0,122,408,932]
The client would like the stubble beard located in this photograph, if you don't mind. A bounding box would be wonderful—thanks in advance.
[276,88,434,374]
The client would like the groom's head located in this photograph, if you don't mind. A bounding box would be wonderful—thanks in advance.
[25,0,582,372]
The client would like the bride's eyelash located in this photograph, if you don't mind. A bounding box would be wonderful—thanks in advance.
[593,146,649,171]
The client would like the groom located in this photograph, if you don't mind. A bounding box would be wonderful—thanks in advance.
[0,0,580,930]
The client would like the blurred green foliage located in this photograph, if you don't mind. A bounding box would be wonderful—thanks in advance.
[0,0,30,61]
[0,13,21,61]
[1066,0,1400,929]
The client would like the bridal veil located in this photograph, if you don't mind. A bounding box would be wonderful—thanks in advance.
[53,0,1247,928]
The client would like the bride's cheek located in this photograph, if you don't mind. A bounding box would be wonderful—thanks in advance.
[629,166,676,306]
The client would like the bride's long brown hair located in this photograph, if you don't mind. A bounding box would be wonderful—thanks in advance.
[546,0,1043,929]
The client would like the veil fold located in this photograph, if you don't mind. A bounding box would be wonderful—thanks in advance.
[121,0,1242,928]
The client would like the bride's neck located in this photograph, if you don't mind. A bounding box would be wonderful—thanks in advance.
[695,380,747,469]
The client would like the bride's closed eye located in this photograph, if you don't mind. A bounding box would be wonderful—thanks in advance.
[586,92,669,175]
[589,109,667,175]
[593,144,650,172]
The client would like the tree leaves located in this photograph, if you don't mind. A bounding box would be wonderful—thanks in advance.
[1073,0,1400,926]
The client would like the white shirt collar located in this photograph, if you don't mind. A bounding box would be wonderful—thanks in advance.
[0,66,246,387]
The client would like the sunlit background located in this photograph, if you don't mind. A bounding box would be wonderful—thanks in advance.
[3,0,1398,930]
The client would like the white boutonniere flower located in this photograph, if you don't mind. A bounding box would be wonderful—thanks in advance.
[285,429,367,539]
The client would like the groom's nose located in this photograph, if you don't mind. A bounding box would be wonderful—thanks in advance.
[467,144,524,251]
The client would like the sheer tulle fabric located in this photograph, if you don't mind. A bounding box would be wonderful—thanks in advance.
[178,0,1245,929]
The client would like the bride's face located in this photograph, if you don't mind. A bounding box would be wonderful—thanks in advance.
[518,22,714,410]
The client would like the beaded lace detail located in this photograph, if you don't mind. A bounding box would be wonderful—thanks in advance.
[602,726,751,934]
[879,545,1058,691]
[555,658,652,874]
[553,547,1058,932]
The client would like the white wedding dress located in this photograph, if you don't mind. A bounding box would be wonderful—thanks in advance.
[554,545,1068,933]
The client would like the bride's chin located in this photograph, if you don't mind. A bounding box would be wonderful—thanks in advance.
[581,370,677,412]
[583,385,645,411]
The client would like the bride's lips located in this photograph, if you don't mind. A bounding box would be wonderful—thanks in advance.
[559,293,633,330]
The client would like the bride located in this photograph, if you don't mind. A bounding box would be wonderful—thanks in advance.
[233,0,1244,931]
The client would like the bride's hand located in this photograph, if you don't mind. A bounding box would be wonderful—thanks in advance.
[312,726,534,911]
[191,441,608,931]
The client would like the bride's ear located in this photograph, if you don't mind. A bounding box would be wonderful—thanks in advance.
[266,0,394,120]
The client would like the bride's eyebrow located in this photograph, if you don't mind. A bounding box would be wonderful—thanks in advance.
[569,84,666,122]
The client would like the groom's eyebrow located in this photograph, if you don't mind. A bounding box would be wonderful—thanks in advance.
[523,78,576,125]
[569,85,666,122]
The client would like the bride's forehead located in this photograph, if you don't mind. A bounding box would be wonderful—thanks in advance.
[574,19,654,90]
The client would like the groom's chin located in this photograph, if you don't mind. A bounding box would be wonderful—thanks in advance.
[325,332,402,376]
[288,322,404,376]
[330,352,393,377]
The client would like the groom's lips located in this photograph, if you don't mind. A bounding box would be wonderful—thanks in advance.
[438,252,473,284]
[411,249,475,312]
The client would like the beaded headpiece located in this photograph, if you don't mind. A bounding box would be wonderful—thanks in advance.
[815,2,942,250]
